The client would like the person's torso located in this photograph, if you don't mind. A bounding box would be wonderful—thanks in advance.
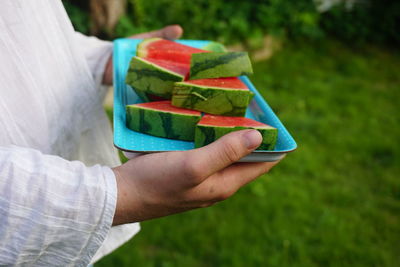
[0,0,99,159]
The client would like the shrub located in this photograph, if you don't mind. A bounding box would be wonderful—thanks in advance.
[63,0,400,46]
[320,0,400,45]
[116,0,321,44]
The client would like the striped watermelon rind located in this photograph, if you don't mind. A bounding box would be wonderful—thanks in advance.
[136,38,160,58]
[172,81,254,117]
[201,41,227,52]
[190,52,253,80]
[194,116,278,150]
[125,57,185,99]
[126,101,201,141]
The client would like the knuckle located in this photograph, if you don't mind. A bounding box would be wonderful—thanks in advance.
[182,156,204,183]
[219,139,242,163]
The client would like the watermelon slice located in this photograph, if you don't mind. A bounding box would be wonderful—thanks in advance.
[201,41,227,52]
[195,115,278,150]
[125,57,189,99]
[126,101,201,141]
[134,92,167,102]
[137,38,207,65]
[172,77,254,117]
[190,52,253,80]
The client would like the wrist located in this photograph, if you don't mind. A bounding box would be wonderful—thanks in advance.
[112,166,141,225]
[102,56,113,85]
[111,160,180,225]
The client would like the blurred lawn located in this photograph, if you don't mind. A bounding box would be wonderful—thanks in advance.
[100,40,400,267]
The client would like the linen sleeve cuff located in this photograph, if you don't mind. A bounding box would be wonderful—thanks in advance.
[77,166,118,265]
[0,146,119,266]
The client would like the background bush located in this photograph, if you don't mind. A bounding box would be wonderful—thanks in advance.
[64,0,400,46]
[320,0,400,45]
[117,0,321,44]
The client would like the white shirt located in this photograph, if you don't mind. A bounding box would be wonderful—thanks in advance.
[0,1,139,266]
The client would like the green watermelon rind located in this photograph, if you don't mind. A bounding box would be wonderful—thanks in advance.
[133,90,152,102]
[190,52,253,80]
[195,125,278,150]
[136,37,162,58]
[125,56,184,99]
[172,82,254,117]
[126,104,201,141]
[201,42,228,52]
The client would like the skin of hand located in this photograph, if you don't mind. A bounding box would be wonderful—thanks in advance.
[112,129,282,225]
[102,25,184,85]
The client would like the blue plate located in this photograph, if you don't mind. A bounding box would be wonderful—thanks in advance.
[113,38,297,162]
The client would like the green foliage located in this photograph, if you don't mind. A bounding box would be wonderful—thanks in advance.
[63,0,399,46]
[320,0,400,45]
[62,0,90,34]
[99,40,400,266]
[116,0,321,45]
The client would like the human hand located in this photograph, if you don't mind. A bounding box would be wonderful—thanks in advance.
[102,25,183,85]
[112,130,282,225]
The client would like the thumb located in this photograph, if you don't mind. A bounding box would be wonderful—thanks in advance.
[187,129,262,180]
[159,25,184,40]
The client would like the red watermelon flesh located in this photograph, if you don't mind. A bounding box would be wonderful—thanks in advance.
[134,100,201,115]
[184,77,248,89]
[137,38,207,65]
[146,93,167,101]
[144,58,190,77]
[198,115,272,128]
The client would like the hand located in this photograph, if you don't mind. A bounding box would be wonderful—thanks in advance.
[112,130,282,225]
[102,25,183,85]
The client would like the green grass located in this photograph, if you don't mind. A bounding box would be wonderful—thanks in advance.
[99,40,400,267]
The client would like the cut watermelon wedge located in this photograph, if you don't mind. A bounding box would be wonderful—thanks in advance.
[172,77,254,117]
[201,41,227,52]
[125,57,189,99]
[126,101,201,141]
[190,52,253,80]
[137,38,207,65]
[195,115,278,150]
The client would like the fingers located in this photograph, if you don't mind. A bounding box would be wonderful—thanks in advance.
[129,25,183,40]
[182,130,262,184]
[192,160,281,204]
[160,25,183,40]
[220,160,281,189]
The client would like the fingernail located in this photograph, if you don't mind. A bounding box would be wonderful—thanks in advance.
[243,130,262,149]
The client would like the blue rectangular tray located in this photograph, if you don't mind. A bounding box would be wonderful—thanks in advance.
[113,38,297,162]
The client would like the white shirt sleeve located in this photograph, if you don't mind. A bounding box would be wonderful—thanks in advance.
[0,146,117,266]
[74,32,112,90]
